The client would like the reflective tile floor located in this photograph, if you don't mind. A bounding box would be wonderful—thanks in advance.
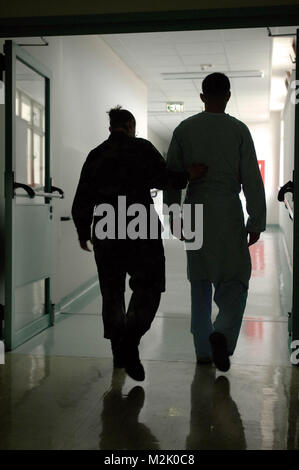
[1,356,299,450]
[1,227,299,449]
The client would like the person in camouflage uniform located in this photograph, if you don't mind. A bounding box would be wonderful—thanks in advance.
[72,106,207,381]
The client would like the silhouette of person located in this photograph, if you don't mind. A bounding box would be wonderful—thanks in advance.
[99,369,159,450]
[164,72,267,371]
[186,365,246,450]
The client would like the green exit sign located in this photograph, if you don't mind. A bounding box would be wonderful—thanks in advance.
[166,102,184,113]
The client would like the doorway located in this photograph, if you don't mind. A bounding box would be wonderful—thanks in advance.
[0,17,296,360]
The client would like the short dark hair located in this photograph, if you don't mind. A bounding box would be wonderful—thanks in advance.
[202,73,230,97]
[107,105,136,129]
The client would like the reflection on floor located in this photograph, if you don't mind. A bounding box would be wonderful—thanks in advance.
[1,226,298,449]
[0,356,298,450]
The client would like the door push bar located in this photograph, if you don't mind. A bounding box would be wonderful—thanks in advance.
[278,180,294,221]
[14,182,64,199]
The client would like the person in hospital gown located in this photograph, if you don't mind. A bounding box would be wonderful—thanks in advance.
[164,72,266,372]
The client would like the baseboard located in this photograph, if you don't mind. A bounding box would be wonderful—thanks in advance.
[54,275,99,315]
[265,224,280,231]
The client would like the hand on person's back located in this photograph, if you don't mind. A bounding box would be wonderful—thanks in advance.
[188,163,208,180]
[247,232,260,247]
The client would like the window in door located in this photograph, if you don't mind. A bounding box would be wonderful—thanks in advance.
[15,88,45,189]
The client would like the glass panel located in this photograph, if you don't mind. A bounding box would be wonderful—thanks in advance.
[27,128,32,185]
[8,47,51,349]
[21,94,31,122]
[41,136,45,184]
[16,60,45,108]
[33,132,41,186]
[16,89,20,116]
[15,59,45,192]
[33,105,41,128]
[15,279,45,331]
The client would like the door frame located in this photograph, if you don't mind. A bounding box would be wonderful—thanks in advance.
[292,29,299,343]
[0,5,299,36]
[0,6,299,345]
[4,40,53,350]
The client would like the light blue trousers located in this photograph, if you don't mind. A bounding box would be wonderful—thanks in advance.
[190,280,248,358]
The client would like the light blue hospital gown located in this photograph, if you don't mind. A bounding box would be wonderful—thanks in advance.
[163,112,267,289]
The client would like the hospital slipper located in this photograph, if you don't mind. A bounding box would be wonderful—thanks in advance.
[209,332,230,372]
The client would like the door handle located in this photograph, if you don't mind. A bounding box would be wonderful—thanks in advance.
[13,182,35,198]
[278,180,294,221]
[278,180,294,201]
[51,186,64,199]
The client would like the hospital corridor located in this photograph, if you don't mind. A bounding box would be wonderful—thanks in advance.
[0,23,299,451]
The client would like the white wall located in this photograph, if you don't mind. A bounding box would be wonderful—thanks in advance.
[0,36,148,305]
[148,127,169,156]
[147,127,170,226]
[55,36,147,303]
[242,119,280,226]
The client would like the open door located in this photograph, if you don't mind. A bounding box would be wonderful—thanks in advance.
[2,40,63,350]
[278,30,299,358]
[292,29,299,348]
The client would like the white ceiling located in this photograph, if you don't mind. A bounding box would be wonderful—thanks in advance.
[102,26,296,143]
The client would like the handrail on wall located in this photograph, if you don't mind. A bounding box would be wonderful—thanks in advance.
[278,180,294,221]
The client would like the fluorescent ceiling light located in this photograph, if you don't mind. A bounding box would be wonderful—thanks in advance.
[162,70,264,80]
[149,110,202,116]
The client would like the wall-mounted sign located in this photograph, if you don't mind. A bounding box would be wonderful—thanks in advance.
[166,102,184,113]
[258,160,265,184]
